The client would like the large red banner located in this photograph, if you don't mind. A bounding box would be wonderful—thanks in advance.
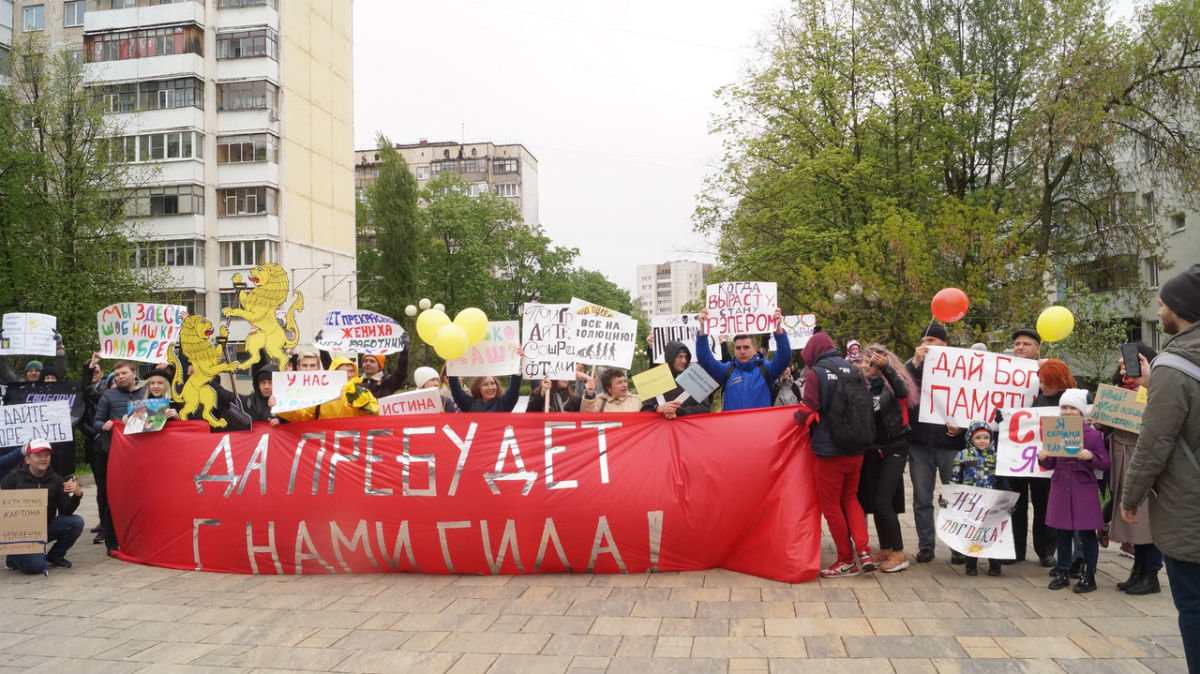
[109,407,820,582]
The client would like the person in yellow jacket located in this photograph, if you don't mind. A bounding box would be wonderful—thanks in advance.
[276,356,379,421]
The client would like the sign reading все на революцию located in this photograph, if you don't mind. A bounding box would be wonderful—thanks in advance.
[315,310,408,355]
[569,298,637,369]
[96,303,187,363]
[919,347,1040,427]
[704,282,778,336]
[935,484,1019,560]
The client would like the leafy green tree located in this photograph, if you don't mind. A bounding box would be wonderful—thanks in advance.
[356,134,421,322]
[699,0,1200,351]
[0,39,152,374]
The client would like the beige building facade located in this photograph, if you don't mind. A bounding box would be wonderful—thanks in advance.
[354,140,539,227]
[12,0,355,345]
[636,260,711,317]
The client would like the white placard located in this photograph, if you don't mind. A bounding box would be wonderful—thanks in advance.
[96,302,187,363]
[315,309,408,355]
[703,282,778,336]
[568,298,637,369]
[378,388,444,416]
[650,315,721,364]
[447,320,521,377]
[918,347,1040,427]
[768,314,817,351]
[675,363,720,402]
[0,400,72,448]
[521,303,575,381]
[0,313,57,356]
[995,406,1058,478]
[270,370,347,414]
[935,484,1020,560]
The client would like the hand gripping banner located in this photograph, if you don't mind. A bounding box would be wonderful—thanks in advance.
[108,407,820,582]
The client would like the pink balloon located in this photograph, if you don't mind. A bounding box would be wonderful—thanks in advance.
[931,287,969,322]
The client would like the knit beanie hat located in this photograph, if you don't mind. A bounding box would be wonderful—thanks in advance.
[24,360,43,372]
[413,366,440,389]
[920,324,949,343]
[1160,264,1200,323]
[363,354,386,370]
[967,420,991,443]
[1059,388,1091,416]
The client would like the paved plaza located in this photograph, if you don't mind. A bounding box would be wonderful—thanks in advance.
[0,475,1187,674]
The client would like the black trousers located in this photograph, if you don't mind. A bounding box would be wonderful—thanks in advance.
[1007,476,1056,560]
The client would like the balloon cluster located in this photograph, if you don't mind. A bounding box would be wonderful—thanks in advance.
[406,298,489,360]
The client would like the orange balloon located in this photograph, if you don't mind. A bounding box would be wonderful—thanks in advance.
[931,287,969,322]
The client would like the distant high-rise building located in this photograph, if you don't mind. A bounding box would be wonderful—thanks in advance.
[354,140,539,227]
[11,0,357,345]
[636,261,712,317]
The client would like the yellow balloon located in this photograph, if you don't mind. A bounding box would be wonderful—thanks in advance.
[1037,306,1075,342]
[433,323,469,360]
[416,309,450,344]
[453,307,489,344]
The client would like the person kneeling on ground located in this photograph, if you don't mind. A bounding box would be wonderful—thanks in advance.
[2,439,84,574]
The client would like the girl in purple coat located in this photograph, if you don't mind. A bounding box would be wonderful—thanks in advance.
[1038,388,1111,593]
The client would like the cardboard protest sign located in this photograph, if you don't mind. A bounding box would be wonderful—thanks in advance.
[568,298,637,369]
[1091,384,1146,434]
[649,315,721,364]
[0,400,72,448]
[315,310,408,355]
[769,314,817,351]
[996,406,1059,478]
[1040,415,1084,457]
[0,313,57,356]
[378,388,444,416]
[124,398,171,434]
[447,320,521,377]
[521,303,575,381]
[270,370,348,414]
[676,363,720,402]
[935,484,1020,560]
[631,364,676,400]
[97,302,187,363]
[0,490,47,555]
[704,282,778,336]
[918,347,1040,427]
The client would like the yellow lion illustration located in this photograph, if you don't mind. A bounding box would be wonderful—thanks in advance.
[168,315,240,428]
[221,263,304,371]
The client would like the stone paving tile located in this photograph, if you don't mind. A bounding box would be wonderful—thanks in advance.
[391,613,496,633]
[129,665,254,674]
[652,636,692,658]
[769,657,893,673]
[631,601,696,618]
[227,645,352,671]
[656,618,730,636]
[520,615,595,635]
[867,618,911,636]
[691,636,807,658]
[21,657,145,674]
[991,636,1092,659]
[890,658,938,674]
[667,587,729,602]
[547,588,612,602]
[565,600,634,617]
[201,625,320,647]
[1011,618,1100,637]
[328,629,414,651]
[843,635,967,659]
[484,615,530,633]
[931,659,1068,673]
[447,654,498,674]
[588,617,661,637]
[1081,617,1183,637]
[904,618,1022,637]
[614,635,657,657]
[763,618,873,637]
[485,654,573,674]
[398,632,452,652]
[826,602,863,618]
[604,656,727,673]
[566,655,609,674]
[541,635,622,657]
[121,642,219,664]
[435,632,551,655]
[1068,636,1173,659]
[860,600,968,618]
[804,636,847,658]
[695,601,795,618]
[332,651,457,674]
[1055,660,1158,674]
[1137,658,1189,673]
[4,635,127,659]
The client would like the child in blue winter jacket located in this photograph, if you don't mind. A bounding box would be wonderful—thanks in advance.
[947,421,1006,576]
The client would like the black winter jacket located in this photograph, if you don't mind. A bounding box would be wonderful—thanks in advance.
[0,463,81,525]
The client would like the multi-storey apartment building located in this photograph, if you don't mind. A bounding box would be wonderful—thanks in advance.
[354,140,539,227]
[12,0,356,345]
[636,260,711,318]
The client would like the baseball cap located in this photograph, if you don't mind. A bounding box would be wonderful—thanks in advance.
[23,438,52,455]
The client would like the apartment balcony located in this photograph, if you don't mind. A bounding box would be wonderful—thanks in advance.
[110,106,206,134]
[84,1,205,33]
[218,213,279,239]
[215,5,279,31]
[216,58,278,82]
[128,158,206,184]
[217,161,279,188]
[216,107,279,133]
[85,53,205,84]
[129,213,206,239]
[160,265,207,291]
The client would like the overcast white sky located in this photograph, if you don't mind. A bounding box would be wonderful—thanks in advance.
[352,0,787,299]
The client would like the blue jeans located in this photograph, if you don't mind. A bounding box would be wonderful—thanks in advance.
[1165,556,1200,674]
[6,515,84,575]
[1136,543,1164,572]
[1056,529,1097,572]
[908,444,957,553]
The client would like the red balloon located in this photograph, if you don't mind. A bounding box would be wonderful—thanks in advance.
[930,287,969,322]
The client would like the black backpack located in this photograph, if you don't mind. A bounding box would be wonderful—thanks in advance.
[815,357,876,452]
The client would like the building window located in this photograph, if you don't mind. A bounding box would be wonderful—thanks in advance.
[85,25,205,62]
[217,187,278,217]
[493,183,519,198]
[1144,257,1159,288]
[219,239,278,267]
[216,79,278,112]
[415,166,430,180]
[113,131,203,162]
[431,158,486,175]
[125,184,205,217]
[1147,320,1161,350]
[218,0,277,7]
[216,133,279,164]
[215,28,278,60]
[92,78,204,113]
[111,0,135,8]
[1172,213,1186,232]
[66,50,84,67]
[467,182,489,197]
[64,1,85,27]
[131,239,204,268]
[23,5,44,31]
[494,158,518,174]
[1142,191,1155,218]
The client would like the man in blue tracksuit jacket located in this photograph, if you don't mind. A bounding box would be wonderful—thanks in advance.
[695,308,790,411]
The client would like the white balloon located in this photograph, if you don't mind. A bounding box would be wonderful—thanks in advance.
[418,298,431,310]
[434,303,445,312]
[404,305,418,317]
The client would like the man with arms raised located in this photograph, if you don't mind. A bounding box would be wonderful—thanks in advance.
[694,307,789,411]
